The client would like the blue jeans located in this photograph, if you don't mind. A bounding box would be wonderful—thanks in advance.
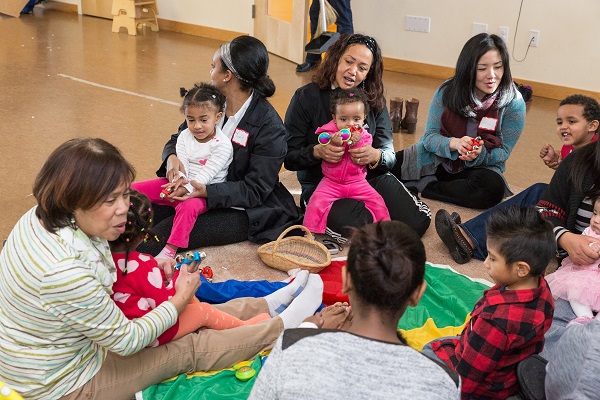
[306,0,354,64]
[461,183,548,260]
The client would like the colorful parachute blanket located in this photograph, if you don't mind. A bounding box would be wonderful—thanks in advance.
[137,261,491,399]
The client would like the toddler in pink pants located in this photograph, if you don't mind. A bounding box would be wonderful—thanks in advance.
[303,88,390,233]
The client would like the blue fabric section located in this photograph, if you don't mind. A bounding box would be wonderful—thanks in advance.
[195,275,287,304]
[461,182,548,260]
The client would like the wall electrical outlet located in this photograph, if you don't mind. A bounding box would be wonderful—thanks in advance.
[405,15,431,33]
[529,29,540,47]
[498,26,509,43]
[472,22,488,36]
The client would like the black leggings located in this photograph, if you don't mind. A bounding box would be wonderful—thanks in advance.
[137,205,249,256]
[301,172,431,237]
[392,150,506,209]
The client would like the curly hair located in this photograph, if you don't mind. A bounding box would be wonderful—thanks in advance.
[560,94,600,133]
[313,34,385,113]
[109,190,158,276]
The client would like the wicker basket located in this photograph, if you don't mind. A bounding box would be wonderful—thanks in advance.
[257,225,331,273]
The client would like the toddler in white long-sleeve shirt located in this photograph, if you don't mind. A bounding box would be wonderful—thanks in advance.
[131,83,233,259]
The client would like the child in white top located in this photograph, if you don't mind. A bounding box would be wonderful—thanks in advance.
[132,83,233,259]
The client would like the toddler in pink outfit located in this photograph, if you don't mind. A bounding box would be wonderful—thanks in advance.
[546,196,600,324]
[303,89,390,233]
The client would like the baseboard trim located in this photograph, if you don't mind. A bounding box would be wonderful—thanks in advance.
[43,0,77,13]
[383,57,600,102]
[157,19,243,42]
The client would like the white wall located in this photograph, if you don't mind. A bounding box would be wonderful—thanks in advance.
[54,0,600,92]
[155,0,254,35]
[352,0,600,92]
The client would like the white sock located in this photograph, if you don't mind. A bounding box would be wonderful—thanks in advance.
[265,270,309,317]
[156,246,177,260]
[279,274,324,329]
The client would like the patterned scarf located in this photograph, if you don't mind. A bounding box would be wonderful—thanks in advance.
[440,92,502,173]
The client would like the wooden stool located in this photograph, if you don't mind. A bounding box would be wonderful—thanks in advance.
[111,0,159,36]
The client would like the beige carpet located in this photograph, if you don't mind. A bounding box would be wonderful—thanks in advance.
[194,171,558,285]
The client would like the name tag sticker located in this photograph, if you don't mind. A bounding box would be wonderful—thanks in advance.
[479,117,498,131]
[232,129,249,147]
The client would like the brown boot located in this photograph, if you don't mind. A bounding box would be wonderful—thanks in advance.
[389,97,403,133]
[401,98,419,134]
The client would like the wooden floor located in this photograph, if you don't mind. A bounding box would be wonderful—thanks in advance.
[0,8,561,243]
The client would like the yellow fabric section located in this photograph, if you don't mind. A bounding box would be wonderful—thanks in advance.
[400,314,471,351]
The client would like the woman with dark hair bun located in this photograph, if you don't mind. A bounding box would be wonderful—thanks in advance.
[248,221,460,399]
[285,33,431,239]
[393,33,526,210]
[144,36,302,255]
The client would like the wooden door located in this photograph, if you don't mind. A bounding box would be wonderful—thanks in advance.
[82,0,113,19]
[254,0,308,65]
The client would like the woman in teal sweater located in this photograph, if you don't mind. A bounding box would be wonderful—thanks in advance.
[393,33,526,209]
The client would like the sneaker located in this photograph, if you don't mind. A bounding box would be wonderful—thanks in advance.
[435,209,473,264]
[295,61,318,73]
[325,227,349,245]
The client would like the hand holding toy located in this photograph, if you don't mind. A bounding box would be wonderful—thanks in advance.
[175,251,206,273]
[318,128,354,146]
[466,136,482,155]
[159,186,173,199]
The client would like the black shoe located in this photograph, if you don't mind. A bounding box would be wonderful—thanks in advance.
[296,61,318,73]
[450,212,461,225]
[435,209,473,264]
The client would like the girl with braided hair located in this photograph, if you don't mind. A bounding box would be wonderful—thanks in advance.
[110,190,270,346]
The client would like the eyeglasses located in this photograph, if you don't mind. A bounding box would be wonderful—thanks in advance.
[347,34,377,56]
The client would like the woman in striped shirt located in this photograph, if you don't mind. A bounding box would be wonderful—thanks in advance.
[0,138,323,399]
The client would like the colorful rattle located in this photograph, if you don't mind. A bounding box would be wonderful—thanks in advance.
[159,186,173,199]
[466,136,482,155]
[175,251,206,273]
[200,266,214,282]
[318,128,352,146]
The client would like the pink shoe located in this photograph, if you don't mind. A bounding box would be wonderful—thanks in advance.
[567,316,594,326]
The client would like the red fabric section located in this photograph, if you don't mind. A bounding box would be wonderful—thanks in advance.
[318,260,349,306]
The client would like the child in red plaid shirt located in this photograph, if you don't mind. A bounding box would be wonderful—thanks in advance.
[422,206,555,399]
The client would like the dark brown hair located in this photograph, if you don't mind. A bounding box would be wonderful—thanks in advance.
[313,34,385,113]
[219,36,275,98]
[179,82,226,114]
[33,138,135,232]
[347,221,426,330]
[329,87,370,116]
[486,206,555,276]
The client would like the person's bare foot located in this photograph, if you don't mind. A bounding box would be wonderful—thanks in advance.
[304,302,352,330]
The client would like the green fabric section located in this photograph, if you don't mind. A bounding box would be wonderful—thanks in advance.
[399,263,489,330]
[140,263,489,400]
[140,355,263,400]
